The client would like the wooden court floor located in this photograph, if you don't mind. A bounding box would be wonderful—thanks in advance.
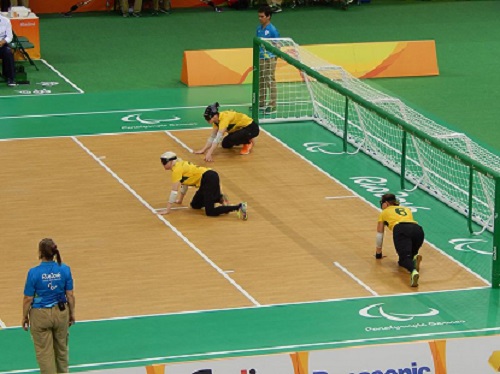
[0,129,486,328]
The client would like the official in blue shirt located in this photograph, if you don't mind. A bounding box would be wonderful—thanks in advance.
[256,6,280,114]
[22,238,76,374]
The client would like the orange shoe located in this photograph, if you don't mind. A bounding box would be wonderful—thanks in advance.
[240,141,254,155]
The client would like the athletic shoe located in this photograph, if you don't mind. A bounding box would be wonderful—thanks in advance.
[264,106,277,114]
[7,79,16,87]
[237,202,248,220]
[272,5,282,12]
[220,193,230,206]
[410,270,419,287]
[158,8,170,14]
[215,6,222,12]
[413,254,422,272]
[132,12,141,17]
[240,141,254,155]
[122,12,129,17]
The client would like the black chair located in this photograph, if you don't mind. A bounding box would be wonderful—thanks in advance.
[9,32,38,71]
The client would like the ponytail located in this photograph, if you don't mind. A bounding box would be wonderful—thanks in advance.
[53,246,62,265]
[39,238,63,265]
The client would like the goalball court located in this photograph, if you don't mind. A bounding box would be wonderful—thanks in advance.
[0,88,498,373]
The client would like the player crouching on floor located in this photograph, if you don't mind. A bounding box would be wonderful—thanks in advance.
[194,102,260,162]
[159,151,248,220]
[375,193,424,287]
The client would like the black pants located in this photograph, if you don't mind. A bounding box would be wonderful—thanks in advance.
[221,122,259,149]
[0,45,15,82]
[393,222,424,272]
[190,170,239,216]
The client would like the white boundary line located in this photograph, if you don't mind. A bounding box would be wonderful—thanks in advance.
[334,262,378,296]
[71,136,260,307]
[325,195,357,200]
[40,59,84,94]
[4,325,500,373]
[0,103,249,121]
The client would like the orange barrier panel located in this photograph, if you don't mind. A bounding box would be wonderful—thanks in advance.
[11,15,40,59]
[31,0,108,14]
[181,40,439,87]
[30,0,211,14]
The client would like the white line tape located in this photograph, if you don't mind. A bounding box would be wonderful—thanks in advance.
[325,196,357,200]
[334,261,378,296]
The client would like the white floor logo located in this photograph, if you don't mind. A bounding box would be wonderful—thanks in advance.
[359,303,439,321]
[449,238,491,255]
[303,142,338,155]
[122,113,181,125]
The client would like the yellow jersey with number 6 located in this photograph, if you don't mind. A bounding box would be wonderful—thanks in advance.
[378,205,417,230]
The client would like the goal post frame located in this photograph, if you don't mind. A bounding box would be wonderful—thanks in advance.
[253,36,500,287]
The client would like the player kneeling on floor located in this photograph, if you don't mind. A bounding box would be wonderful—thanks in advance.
[159,151,248,220]
[194,102,260,162]
[374,193,424,287]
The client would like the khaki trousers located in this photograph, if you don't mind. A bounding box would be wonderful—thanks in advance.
[153,0,171,10]
[259,57,278,108]
[10,0,30,6]
[120,0,143,14]
[29,306,70,374]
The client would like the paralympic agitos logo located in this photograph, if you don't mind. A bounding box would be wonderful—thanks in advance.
[359,303,439,322]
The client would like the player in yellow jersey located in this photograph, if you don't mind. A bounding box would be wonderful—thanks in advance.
[195,102,260,162]
[375,193,424,287]
[159,151,248,220]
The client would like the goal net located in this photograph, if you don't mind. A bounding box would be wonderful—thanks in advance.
[252,37,500,286]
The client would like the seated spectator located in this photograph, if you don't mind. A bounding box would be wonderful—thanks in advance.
[152,0,171,14]
[200,0,225,12]
[120,0,142,17]
[0,13,16,87]
[266,0,282,12]
[10,0,30,8]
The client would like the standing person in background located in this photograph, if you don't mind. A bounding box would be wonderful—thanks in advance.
[159,151,248,220]
[22,238,76,374]
[256,6,280,114]
[120,0,142,17]
[375,193,424,287]
[152,0,171,15]
[195,102,260,161]
[0,13,16,87]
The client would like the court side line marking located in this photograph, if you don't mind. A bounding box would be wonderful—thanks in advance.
[2,285,487,330]
[154,207,188,211]
[334,262,378,296]
[71,136,260,307]
[164,130,194,153]
[260,128,490,287]
[325,196,357,200]
[40,59,84,94]
[4,325,500,373]
[0,103,249,121]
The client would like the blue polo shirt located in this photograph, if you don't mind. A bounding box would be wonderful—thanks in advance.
[24,261,74,308]
[256,23,280,59]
